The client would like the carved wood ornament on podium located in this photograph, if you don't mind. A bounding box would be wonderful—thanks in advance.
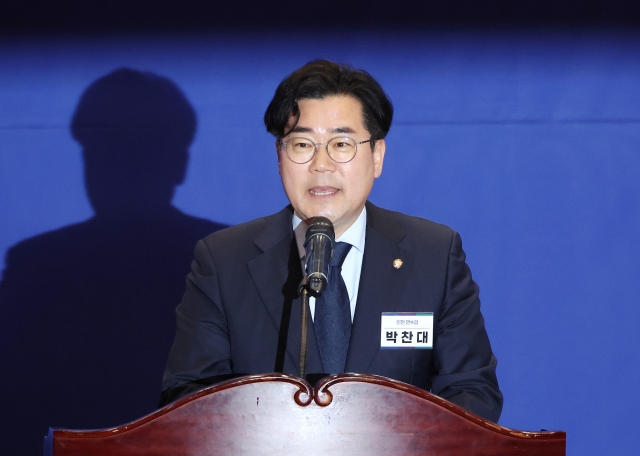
[48,373,565,455]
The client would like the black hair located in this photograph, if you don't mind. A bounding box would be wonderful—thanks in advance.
[264,59,393,141]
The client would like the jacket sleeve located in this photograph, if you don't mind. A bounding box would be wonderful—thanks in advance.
[430,231,503,423]
[160,239,233,403]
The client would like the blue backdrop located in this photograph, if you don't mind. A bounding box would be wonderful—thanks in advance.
[1,31,639,454]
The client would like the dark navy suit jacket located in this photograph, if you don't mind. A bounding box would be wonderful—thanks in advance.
[162,202,503,422]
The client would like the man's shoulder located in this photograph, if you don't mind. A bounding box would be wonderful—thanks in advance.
[200,206,291,250]
[367,202,455,246]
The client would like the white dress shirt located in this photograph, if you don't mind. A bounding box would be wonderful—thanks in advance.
[293,207,366,322]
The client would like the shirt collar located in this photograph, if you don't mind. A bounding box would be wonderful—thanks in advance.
[293,206,367,258]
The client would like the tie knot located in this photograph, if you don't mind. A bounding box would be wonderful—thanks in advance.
[330,242,352,267]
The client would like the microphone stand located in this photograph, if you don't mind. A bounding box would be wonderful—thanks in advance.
[298,216,333,380]
[298,283,310,379]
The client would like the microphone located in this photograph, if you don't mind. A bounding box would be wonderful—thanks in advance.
[304,216,335,296]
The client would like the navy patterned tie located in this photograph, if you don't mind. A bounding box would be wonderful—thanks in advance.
[315,241,353,374]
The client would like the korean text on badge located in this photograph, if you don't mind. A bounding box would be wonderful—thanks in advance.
[381,312,433,349]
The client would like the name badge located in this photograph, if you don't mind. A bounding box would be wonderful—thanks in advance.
[380,312,433,349]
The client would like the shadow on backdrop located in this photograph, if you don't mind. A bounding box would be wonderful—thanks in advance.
[0,68,228,455]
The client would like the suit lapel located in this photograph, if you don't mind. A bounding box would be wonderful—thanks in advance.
[247,207,323,375]
[345,202,413,373]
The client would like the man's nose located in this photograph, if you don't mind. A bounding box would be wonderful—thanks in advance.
[310,144,336,172]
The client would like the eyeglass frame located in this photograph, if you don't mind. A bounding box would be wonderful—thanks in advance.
[278,136,375,164]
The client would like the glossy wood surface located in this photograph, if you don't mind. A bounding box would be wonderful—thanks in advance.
[51,373,565,455]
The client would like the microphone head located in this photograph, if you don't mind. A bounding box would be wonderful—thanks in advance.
[304,216,335,244]
[304,217,335,295]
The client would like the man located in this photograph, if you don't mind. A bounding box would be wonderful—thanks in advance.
[161,60,502,422]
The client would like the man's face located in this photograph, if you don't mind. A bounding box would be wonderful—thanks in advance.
[277,95,385,238]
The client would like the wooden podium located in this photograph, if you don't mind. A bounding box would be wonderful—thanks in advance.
[46,373,565,455]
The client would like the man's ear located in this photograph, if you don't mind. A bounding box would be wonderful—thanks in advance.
[373,139,386,178]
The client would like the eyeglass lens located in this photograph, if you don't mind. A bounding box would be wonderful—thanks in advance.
[285,137,357,164]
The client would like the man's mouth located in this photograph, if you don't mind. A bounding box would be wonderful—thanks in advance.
[309,186,339,197]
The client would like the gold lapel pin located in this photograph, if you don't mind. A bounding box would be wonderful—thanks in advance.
[393,258,403,269]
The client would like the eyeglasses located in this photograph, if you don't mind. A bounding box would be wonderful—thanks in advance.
[279,136,373,164]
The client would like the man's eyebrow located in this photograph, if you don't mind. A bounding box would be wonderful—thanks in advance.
[288,126,357,134]
[289,126,312,133]
[331,127,356,134]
